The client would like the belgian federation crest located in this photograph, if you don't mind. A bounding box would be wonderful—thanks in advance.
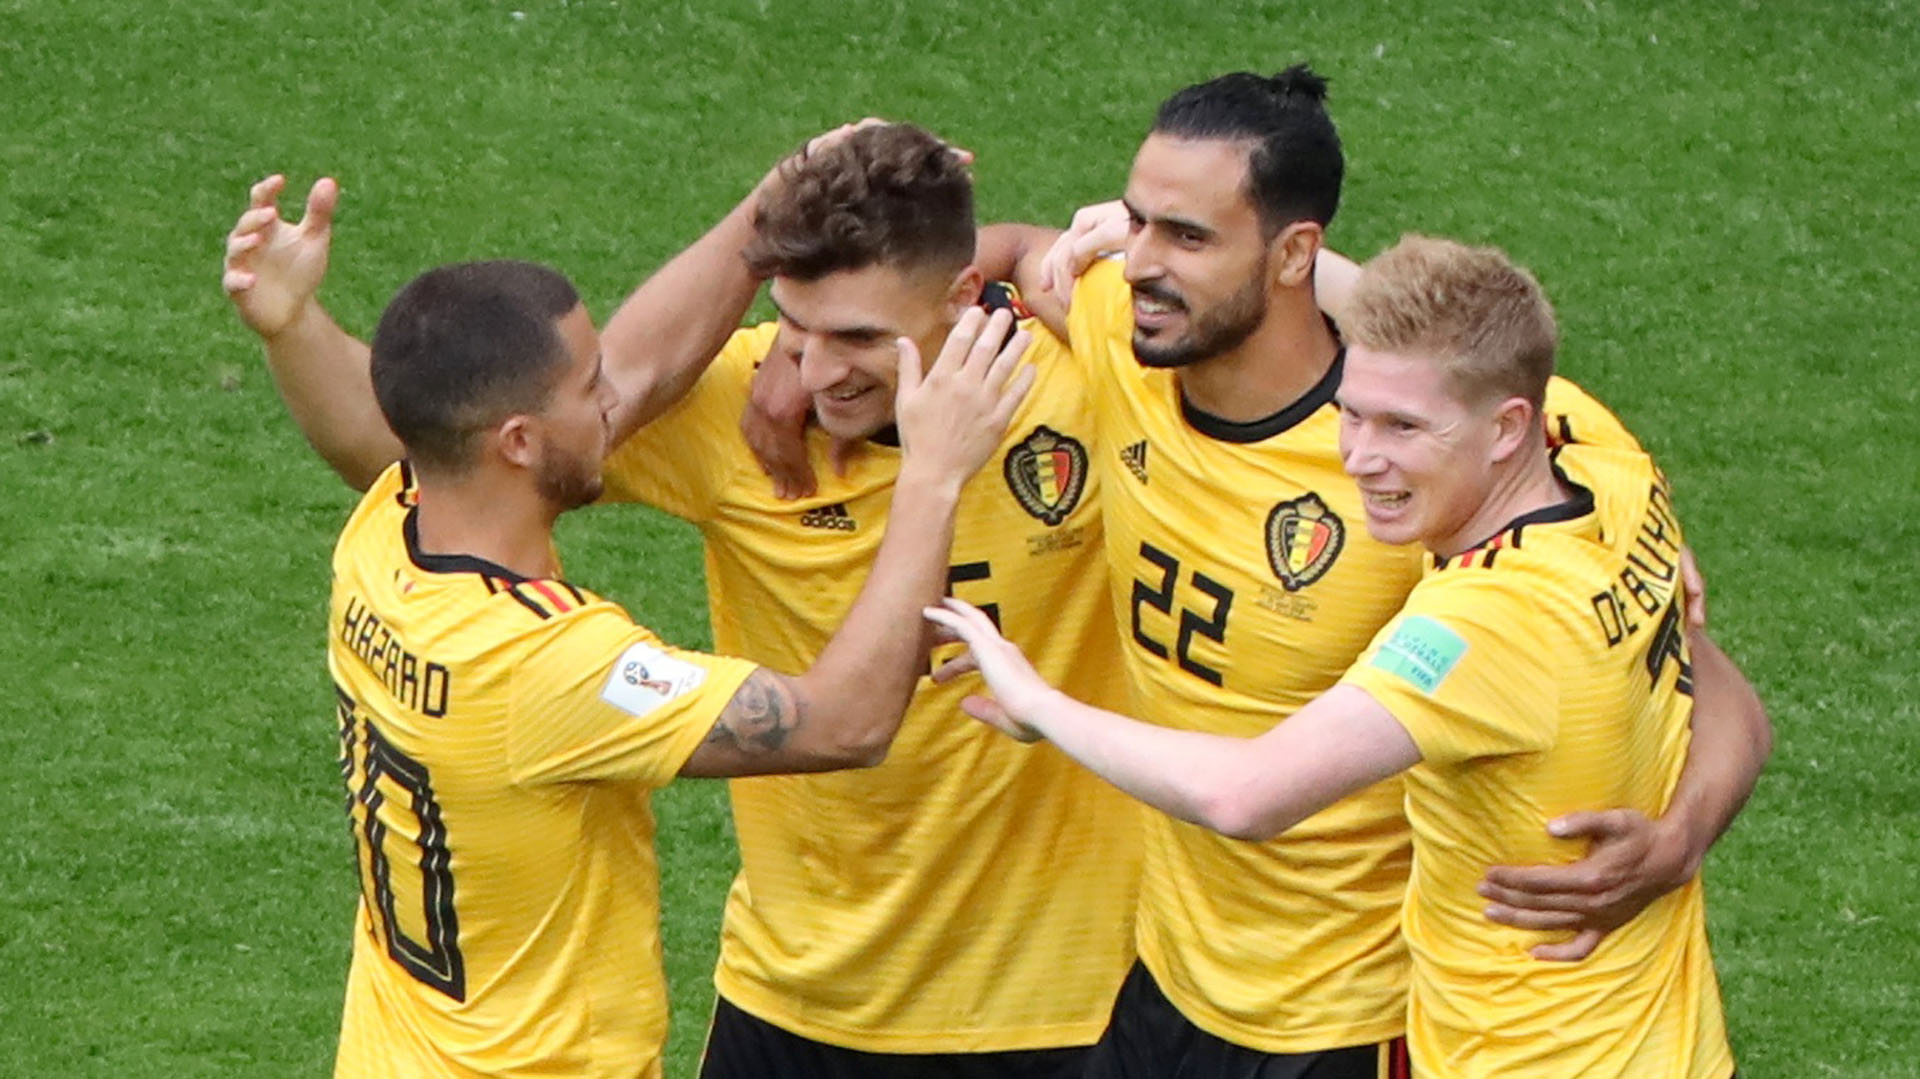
[1004,425,1087,527]
[1265,492,1345,591]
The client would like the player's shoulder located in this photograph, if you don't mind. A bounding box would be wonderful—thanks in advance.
[334,460,416,562]
[1542,375,1643,453]
[1066,255,1133,340]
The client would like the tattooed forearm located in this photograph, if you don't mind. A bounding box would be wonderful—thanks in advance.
[707,669,804,754]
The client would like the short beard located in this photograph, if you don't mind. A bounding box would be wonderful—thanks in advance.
[535,449,603,511]
[1132,264,1270,370]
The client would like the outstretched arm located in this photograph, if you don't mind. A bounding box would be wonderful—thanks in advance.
[1477,629,1771,960]
[924,597,1420,836]
[224,175,397,490]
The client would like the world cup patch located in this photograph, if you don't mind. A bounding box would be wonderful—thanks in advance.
[1370,615,1467,693]
[1004,425,1087,527]
[600,642,706,717]
[1265,492,1345,591]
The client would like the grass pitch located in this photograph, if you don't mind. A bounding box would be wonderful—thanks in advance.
[3,1,1916,1075]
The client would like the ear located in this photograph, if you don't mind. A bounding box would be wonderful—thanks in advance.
[493,414,540,471]
[1271,221,1324,290]
[944,264,985,319]
[1488,397,1537,464]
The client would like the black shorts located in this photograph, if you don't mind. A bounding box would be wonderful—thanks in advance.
[700,994,1093,1079]
[1081,961,1411,1079]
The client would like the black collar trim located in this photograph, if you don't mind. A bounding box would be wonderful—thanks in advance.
[1181,347,1344,444]
[1442,461,1596,565]
[402,506,531,584]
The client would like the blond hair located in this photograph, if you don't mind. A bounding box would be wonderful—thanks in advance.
[1343,235,1557,408]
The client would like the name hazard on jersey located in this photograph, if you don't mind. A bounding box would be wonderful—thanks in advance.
[338,594,451,716]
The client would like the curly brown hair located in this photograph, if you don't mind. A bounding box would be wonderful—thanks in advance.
[745,123,974,281]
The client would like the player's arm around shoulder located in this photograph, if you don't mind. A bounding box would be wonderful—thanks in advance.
[978,198,1136,346]
[599,323,776,517]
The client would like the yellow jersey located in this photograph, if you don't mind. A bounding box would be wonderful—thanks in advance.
[329,463,757,1078]
[1066,256,1642,1052]
[1343,443,1733,1079]
[600,320,1139,1052]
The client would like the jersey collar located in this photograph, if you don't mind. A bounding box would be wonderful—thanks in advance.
[1435,456,1597,567]
[402,505,532,583]
[1180,345,1344,444]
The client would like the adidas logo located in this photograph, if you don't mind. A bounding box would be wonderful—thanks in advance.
[1120,440,1149,485]
[799,502,858,532]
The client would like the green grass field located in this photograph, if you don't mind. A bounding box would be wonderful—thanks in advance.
[4,0,1916,1074]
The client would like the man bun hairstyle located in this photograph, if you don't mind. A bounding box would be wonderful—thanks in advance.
[370,260,580,474]
[1152,64,1343,235]
[1344,234,1558,410]
[745,123,975,282]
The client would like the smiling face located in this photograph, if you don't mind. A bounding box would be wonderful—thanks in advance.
[1336,342,1513,553]
[769,262,964,441]
[1120,133,1286,369]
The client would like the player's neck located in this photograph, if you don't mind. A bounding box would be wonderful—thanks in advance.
[1177,292,1338,423]
[412,476,562,580]
[1430,445,1568,559]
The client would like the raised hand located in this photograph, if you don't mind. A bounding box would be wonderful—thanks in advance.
[891,307,1035,488]
[922,597,1051,742]
[1039,199,1129,300]
[222,174,338,339]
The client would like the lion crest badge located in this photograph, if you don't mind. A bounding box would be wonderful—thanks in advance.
[1003,425,1087,527]
[1265,492,1345,591]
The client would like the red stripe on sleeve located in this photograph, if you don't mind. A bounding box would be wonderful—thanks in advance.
[528,580,573,612]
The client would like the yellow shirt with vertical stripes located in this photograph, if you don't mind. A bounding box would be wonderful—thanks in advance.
[1342,443,1733,1079]
[1066,256,1644,1052]
[600,319,1139,1052]
[328,463,759,1078]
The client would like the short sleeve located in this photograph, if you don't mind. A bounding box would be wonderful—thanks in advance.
[505,601,758,787]
[598,323,782,521]
[1542,376,1643,454]
[1341,574,1559,765]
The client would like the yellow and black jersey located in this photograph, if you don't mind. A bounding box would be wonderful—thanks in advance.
[600,320,1139,1052]
[328,463,757,1079]
[1342,443,1732,1079]
[1066,256,1643,1052]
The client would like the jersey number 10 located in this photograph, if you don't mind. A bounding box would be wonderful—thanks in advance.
[335,685,467,1001]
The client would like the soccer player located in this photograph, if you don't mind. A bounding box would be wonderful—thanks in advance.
[956,68,1769,1077]
[229,222,1034,1074]
[225,124,1138,1078]
[928,234,1741,1078]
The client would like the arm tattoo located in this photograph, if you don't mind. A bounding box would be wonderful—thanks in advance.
[707,669,803,754]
